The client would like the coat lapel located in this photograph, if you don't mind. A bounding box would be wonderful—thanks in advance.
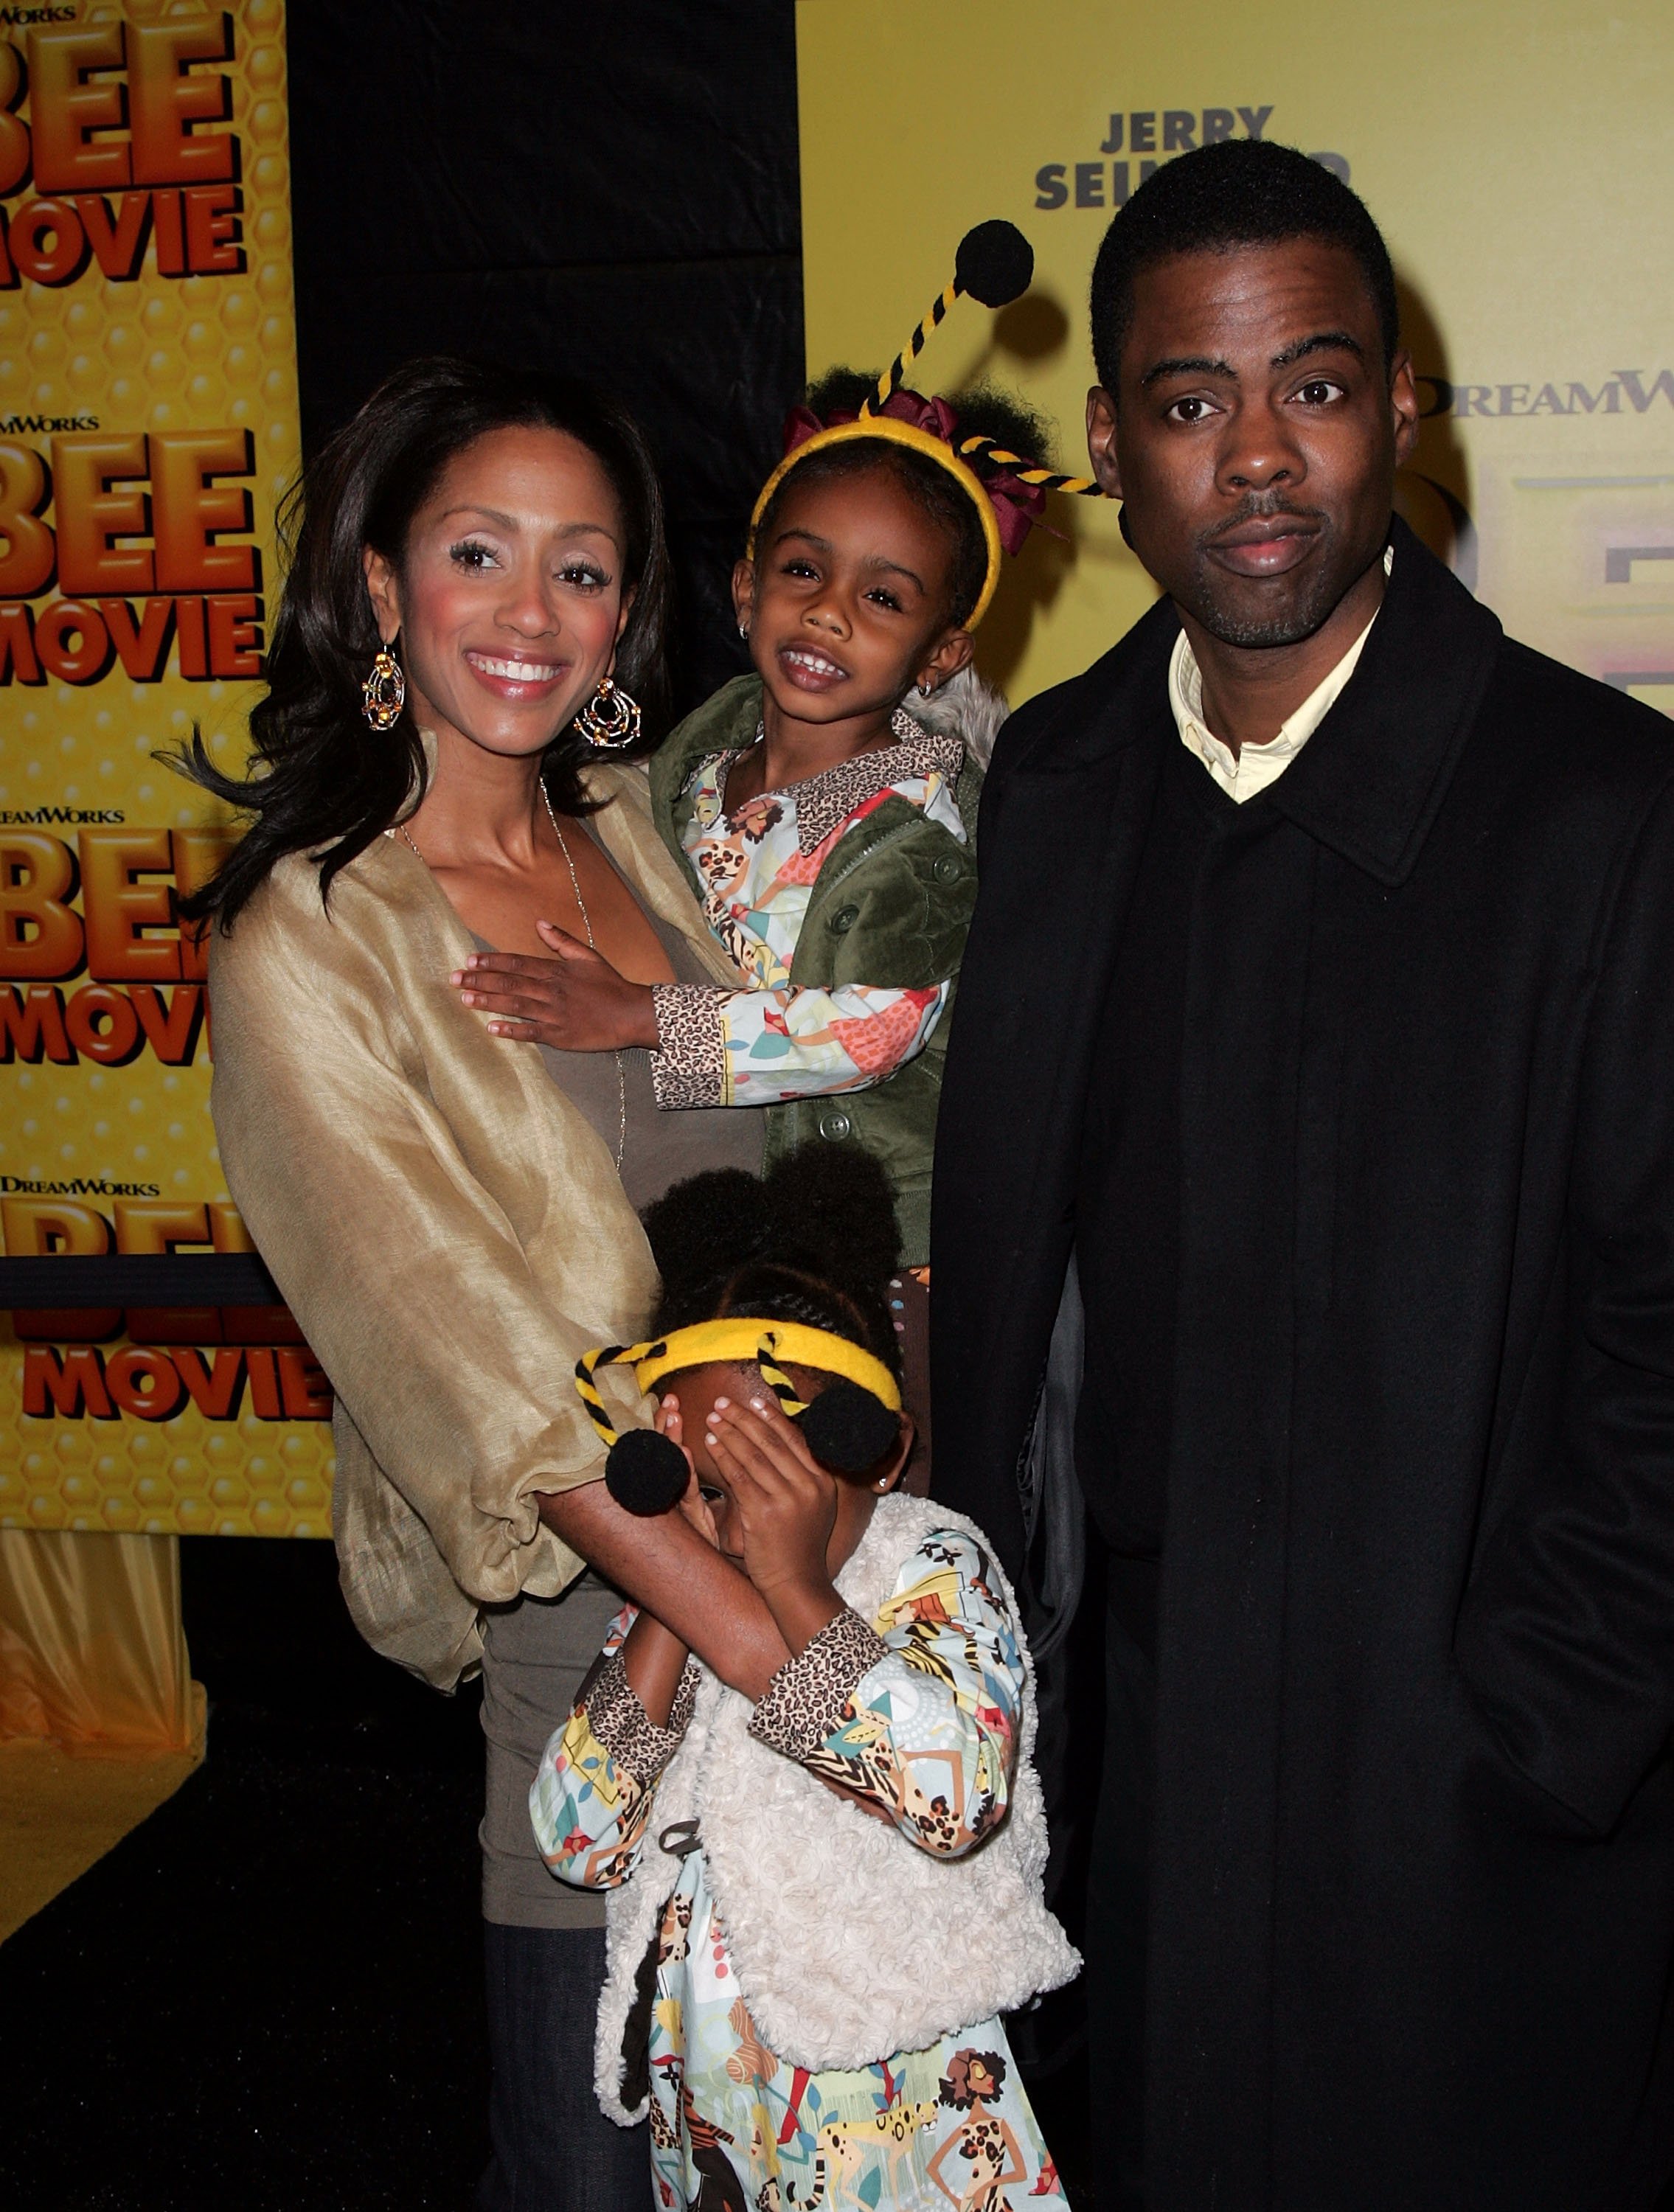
[1261,518,1503,886]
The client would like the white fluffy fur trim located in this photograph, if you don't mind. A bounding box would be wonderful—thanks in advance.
[911,663,1009,771]
[595,1496,1078,2112]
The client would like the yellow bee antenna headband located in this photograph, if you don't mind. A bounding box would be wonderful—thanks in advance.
[746,219,1108,627]
[575,1319,903,1516]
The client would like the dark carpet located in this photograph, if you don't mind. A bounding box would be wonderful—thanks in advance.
[0,1538,488,2211]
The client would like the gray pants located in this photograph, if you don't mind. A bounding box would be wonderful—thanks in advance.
[479,1571,624,1930]
[476,1574,646,2208]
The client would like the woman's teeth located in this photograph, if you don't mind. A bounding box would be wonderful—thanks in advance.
[470,653,563,681]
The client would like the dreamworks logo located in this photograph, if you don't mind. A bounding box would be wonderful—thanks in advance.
[0,1176,162,1199]
[1420,369,1674,419]
[0,806,126,825]
[0,412,100,435]
[0,7,76,26]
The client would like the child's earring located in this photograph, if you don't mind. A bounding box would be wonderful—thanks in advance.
[738,621,750,640]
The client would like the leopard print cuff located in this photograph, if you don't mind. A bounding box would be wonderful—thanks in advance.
[749,1606,889,1761]
[583,1652,693,1784]
[667,1657,701,1740]
[650,985,730,1110]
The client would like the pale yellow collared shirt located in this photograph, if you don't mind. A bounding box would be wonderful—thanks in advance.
[1169,546,1394,803]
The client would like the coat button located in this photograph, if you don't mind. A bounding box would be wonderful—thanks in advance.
[830,903,860,933]
[818,1109,852,1141]
[931,854,960,883]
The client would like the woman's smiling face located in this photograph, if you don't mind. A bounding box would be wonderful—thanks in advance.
[733,462,974,728]
[364,422,631,762]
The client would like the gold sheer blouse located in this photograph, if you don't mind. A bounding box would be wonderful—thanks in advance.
[206,761,740,1690]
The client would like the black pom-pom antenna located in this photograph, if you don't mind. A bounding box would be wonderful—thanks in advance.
[796,1380,902,1475]
[869,218,1035,415]
[605,1427,690,1517]
[954,219,1035,310]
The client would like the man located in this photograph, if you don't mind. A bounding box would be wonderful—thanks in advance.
[931,139,1674,2211]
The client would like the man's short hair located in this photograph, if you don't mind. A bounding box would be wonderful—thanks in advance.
[1089,140,1400,393]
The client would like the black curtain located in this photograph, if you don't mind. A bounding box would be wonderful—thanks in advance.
[285,1,803,713]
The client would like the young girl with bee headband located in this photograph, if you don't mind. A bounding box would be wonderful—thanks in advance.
[452,223,1107,1279]
[532,1147,1078,2209]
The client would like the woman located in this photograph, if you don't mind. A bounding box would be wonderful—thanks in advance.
[186,358,794,2211]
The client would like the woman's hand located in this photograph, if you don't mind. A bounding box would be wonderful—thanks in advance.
[706,1394,843,1654]
[451,924,659,1051]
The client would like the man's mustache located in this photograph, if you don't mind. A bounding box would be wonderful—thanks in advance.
[1200,498,1327,546]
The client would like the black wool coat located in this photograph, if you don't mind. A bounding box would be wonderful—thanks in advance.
[931,519,1674,2210]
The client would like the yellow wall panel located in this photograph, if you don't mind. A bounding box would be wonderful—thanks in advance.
[796,0,1674,716]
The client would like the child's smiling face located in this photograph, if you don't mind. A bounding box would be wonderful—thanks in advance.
[733,464,976,730]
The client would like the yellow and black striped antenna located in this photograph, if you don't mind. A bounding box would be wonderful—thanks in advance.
[754,1335,810,1419]
[864,219,1037,416]
[574,1340,657,1450]
[954,431,1104,501]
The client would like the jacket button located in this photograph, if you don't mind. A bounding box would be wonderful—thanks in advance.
[932,854,960,883]
[818,1109,852,1141]
[830,903,859,933]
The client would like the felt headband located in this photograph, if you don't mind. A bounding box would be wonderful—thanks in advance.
[574,1320,903,1516]
[749,414,1006,624]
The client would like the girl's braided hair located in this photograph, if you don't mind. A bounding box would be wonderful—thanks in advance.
[641,1146,903,1382]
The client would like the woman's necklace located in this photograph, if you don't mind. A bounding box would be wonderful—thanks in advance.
[392,794,628,1175]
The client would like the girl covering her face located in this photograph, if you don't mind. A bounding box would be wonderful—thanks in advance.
[533,1147,1077,2211]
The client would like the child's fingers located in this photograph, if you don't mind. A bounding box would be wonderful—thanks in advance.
[710,1399,810,1491]
[654,1393,683,1444]
[703,1415,776,1504]
[731,1387,824,1475]
[675,1469,720,1548]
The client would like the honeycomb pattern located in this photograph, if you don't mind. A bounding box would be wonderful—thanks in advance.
[0,1397,333,1540]
[0,0,333,1538]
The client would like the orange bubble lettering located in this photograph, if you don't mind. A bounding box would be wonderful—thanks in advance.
[128,18,235,188]
[78,827,178,981]
[27,21,131,194]
[0,442,57,599]
[0,834,83,978]
[150,431,254,592]
[52,433,153,595]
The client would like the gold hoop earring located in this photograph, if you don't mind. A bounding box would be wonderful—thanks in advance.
[362,641,405,731]
[574,676,642,752]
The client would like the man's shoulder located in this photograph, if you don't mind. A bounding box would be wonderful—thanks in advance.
[987,595,1180,784]
[1483,633,1674,813]
[1493,633,1671,752]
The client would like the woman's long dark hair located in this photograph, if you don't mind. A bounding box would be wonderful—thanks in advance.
[176,356,673,930]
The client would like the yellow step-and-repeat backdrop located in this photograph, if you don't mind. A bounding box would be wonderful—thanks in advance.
[796,0,1674,721]
[0,0,333,1539]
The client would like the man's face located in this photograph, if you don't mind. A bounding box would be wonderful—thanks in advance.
[1086,240,1419,648]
